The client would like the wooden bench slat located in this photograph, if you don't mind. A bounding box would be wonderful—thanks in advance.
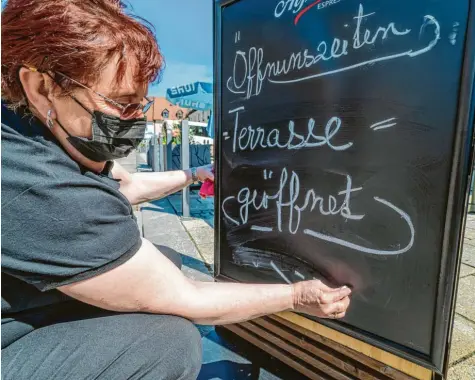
[241,320,354,380]
[254,317,383,380]
[223,323,330,380]
[270,314,418,380]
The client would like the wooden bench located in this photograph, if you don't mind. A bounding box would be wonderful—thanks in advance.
[223,312,434,380]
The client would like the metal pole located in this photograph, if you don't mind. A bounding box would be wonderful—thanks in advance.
[166,120,173,171]
[158,122,165,172]
[181,120,190,217]
[151,121,159,172]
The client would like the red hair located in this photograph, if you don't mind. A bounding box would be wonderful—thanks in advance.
[1,0,164,105]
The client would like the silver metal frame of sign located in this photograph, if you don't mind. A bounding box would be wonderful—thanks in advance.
[213,0,475,375]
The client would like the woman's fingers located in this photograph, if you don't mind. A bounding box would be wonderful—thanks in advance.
[320,297,350,317]
[318,286,351,304]
[330,311,346,319]
[207,169,215,181]
[292,280,352,319]
[196,165,215,182]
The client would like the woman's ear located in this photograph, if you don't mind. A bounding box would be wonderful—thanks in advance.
[18,67,56,119]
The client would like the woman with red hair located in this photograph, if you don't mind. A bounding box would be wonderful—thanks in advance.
[1,1,351,379]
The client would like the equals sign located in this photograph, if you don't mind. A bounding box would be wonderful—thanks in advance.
[223,132,231,140]
[370,117,397,131]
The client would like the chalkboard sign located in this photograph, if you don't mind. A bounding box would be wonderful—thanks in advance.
[214,0,475,373]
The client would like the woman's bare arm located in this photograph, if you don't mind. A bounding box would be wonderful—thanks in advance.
[111,161,194,205]
[112,161,214,205]
[59,238,351,325]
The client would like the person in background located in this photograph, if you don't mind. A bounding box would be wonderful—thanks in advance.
[1,1,351,379]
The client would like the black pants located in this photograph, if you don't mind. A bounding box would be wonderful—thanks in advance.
[2,246,202,380]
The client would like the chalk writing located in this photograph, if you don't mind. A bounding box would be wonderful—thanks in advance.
[222,168,414,256]
[223,168,363,229]
[304,196,415,255]
[295,270,306,279]
[370,117,397,131]
[251,225,274,232]
[274,0,308,18]
[226,4,440,98]
[274,0,343,25]
[449,22,459,46]
[229,106,353,153]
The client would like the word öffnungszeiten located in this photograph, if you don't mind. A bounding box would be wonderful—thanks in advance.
[226,3,440,99]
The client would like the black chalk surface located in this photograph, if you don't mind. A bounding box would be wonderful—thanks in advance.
[214,0,475,373]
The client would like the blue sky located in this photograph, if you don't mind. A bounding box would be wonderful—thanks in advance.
[128,0,213,97]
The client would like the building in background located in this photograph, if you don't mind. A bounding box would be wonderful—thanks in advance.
[146,97,211,124]
[187,109,211,123]
[144,97,212,144]
[146,97,189,123]
[145,97,190,137]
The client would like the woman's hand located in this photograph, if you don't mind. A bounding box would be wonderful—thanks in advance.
[196,164,214,182]
[292,280,351,319]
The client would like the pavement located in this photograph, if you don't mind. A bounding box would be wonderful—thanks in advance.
[118,152,475,379]
[450,219,475,379]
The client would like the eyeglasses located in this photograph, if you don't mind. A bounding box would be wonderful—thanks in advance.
[55,71,153,118]
[27,65,153,118]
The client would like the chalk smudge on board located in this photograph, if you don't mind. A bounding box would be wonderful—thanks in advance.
[270,260,292,284]
[232,247,331,285]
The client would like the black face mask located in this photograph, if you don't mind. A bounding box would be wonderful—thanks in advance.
[56,98,146,162]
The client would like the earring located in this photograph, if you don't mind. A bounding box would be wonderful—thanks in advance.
[46,109,54,129]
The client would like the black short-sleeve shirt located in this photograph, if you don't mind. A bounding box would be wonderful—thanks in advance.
[1,104,142,347]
